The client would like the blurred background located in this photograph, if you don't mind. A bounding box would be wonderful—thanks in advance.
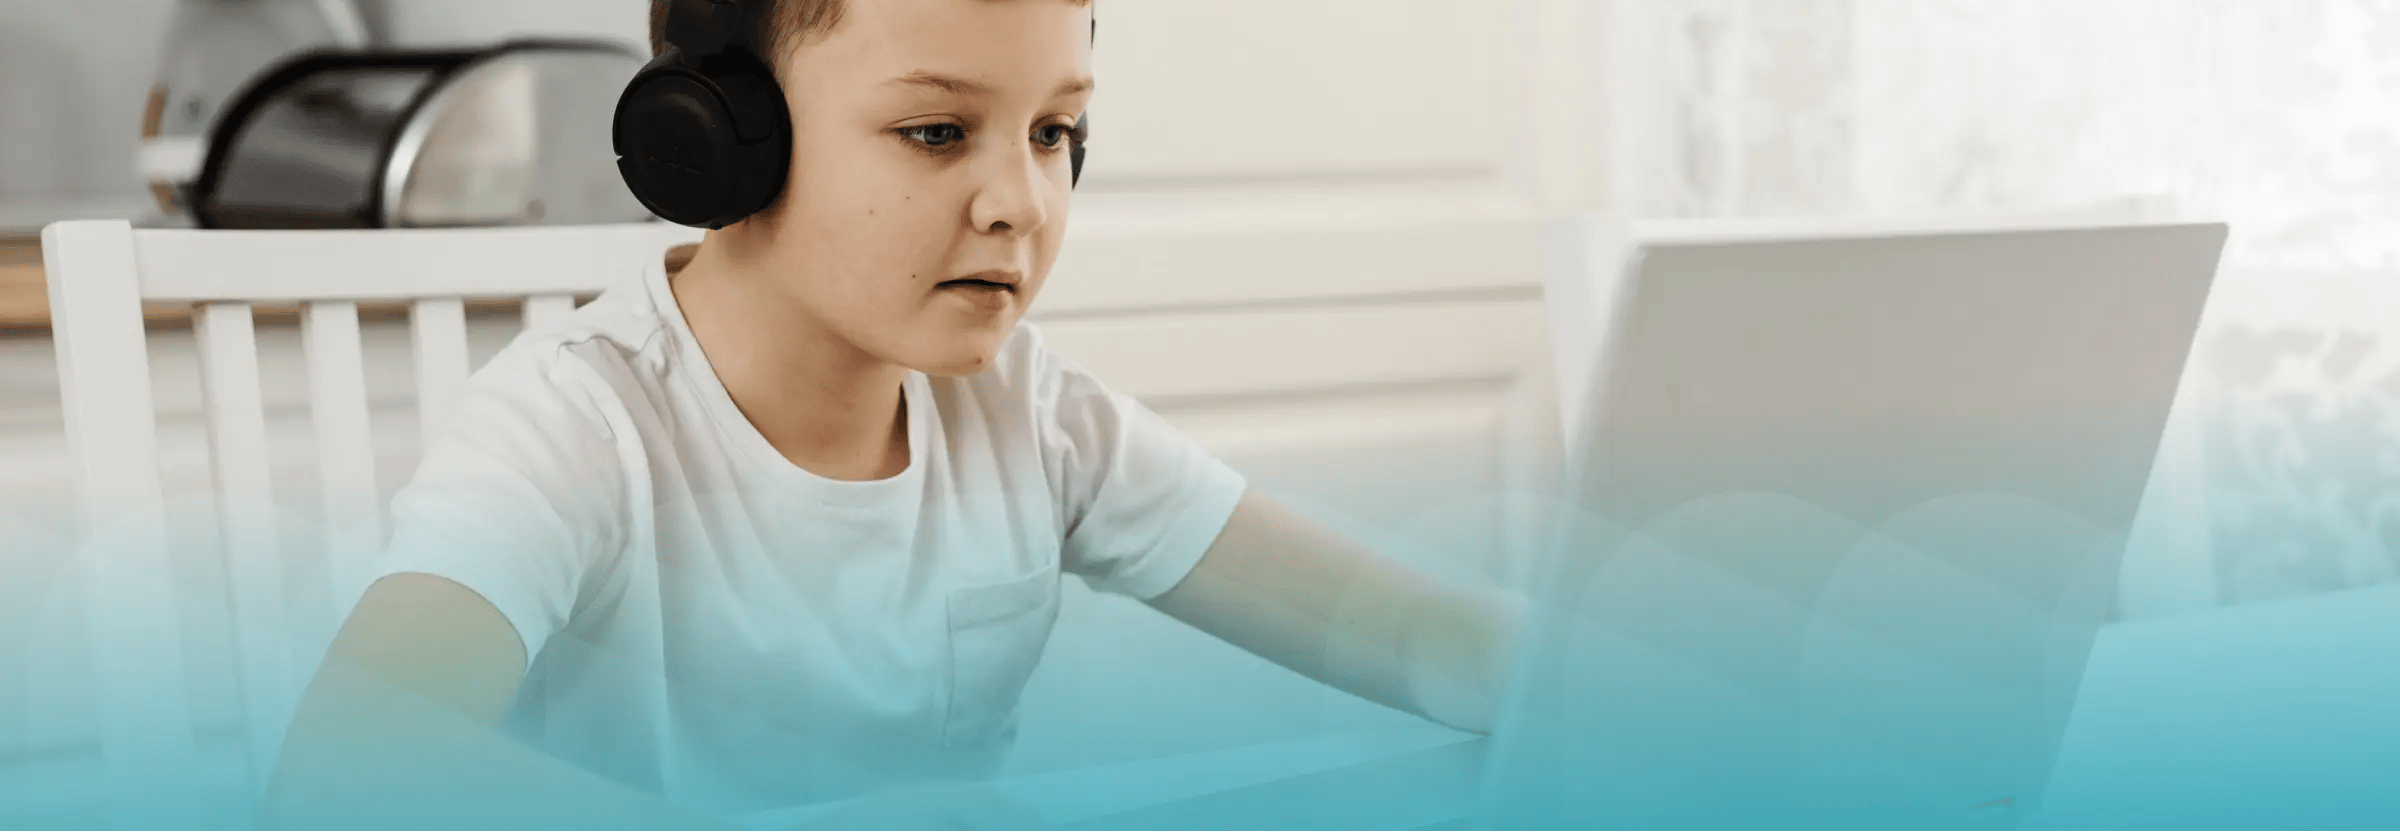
[1,0,2396,825]
[8,1,2398,267]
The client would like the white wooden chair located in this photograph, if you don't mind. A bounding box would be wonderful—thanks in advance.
[39,219,701,825]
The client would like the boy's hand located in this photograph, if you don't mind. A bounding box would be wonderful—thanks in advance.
[798,780,1047,830]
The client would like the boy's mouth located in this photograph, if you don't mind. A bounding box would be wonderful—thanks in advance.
[937,270,1021,293]
[936,270,1022,313]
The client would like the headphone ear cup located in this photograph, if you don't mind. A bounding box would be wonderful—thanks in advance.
[1069,113,1088,188]
[612,54,791,228]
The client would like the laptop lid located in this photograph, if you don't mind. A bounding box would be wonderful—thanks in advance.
[1481,222,2226,828]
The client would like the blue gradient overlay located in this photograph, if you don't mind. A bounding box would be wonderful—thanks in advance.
[6,480,2398,828]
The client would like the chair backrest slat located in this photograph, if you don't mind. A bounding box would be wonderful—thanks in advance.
[41,220,201,824]
[301,300,383,613]
[410,297,471,447]
[43,223,168,524]
[522,292,579,332]
[192,300,295,795]
[132,223,700,302]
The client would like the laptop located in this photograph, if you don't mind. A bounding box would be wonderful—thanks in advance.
[1477,220,2228,828]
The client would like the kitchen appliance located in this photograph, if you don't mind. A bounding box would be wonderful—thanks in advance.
[189,40,655,229]
[143,0,368,217]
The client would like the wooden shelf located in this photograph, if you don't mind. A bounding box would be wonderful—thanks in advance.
[0,234,53,331]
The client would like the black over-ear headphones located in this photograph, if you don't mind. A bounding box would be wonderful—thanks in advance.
[612,0,1091,229]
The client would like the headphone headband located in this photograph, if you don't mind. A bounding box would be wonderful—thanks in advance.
[663,0,769,63]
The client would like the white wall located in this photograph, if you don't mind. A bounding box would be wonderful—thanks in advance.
[0,0,178,201]
[354,0,645,51]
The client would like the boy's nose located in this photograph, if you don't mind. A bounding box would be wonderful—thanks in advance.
[968,140,1051,236]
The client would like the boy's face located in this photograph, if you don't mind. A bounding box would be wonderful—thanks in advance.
[757,0,1092,376]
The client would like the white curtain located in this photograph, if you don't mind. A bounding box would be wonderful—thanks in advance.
[1613,0,2400,271]
[1608,0,2400,613]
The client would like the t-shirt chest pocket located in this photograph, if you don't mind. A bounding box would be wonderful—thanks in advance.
[942,565,1062,748]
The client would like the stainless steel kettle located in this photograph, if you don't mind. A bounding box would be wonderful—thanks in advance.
[142,0,366,216]
[189,40,654,229]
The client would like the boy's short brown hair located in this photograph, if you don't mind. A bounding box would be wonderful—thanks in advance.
[646,0,844,65]
[647,0,1091,66]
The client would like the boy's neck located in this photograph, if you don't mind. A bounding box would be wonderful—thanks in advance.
[668,239,912,482]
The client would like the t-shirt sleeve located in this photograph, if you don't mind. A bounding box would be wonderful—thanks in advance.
[375,344,629,662]
[1023,325,1249,600]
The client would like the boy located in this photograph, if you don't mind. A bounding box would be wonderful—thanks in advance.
[266,0,1522,826]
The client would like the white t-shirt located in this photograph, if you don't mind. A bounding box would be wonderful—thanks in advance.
[376,261,1247,814]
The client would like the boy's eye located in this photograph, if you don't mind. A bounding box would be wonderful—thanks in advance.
[899,124,966,148]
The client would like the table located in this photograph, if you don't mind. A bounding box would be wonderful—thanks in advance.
[2035,581,2400,828]
[0,233,47,330]
[741,582,2399,829]
[741,726,1484,830]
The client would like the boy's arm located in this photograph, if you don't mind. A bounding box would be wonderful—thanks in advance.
[263,572,733,829]
[1146,490,1527,734]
